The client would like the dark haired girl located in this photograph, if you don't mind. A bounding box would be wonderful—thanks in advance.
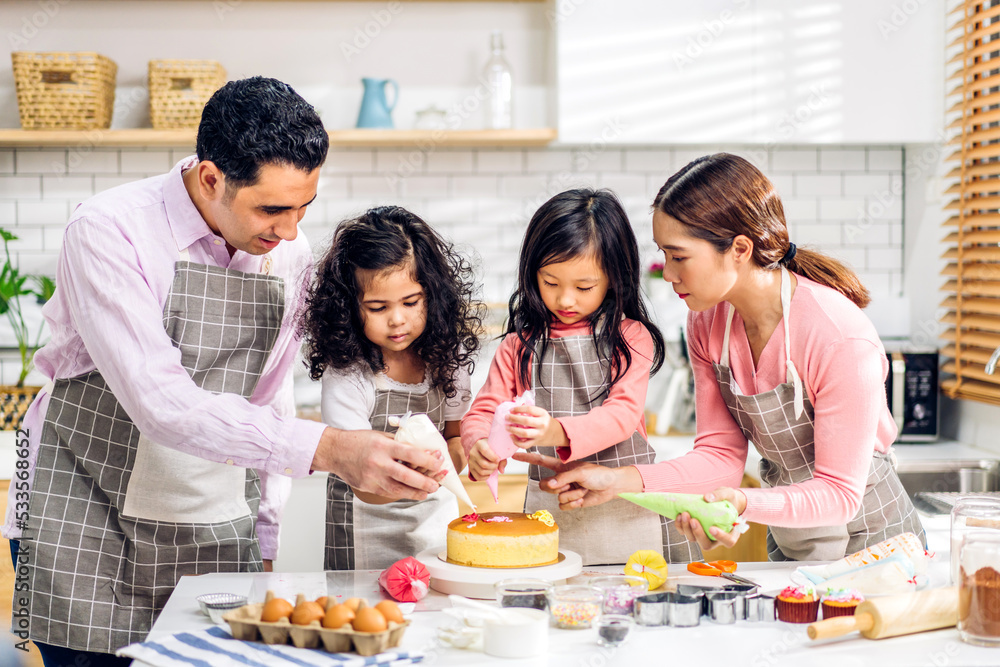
[462,188,699,565]
[521,154,924,563]
[301,206,484,570]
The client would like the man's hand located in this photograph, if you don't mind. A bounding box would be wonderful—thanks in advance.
[262,560,273,572]
[512,451,642,510]
[311,427,443,501]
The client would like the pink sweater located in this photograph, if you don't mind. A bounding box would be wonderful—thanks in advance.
[462,318,654,465]
[636,277,896,528]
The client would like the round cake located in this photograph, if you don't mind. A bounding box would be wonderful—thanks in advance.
[446,511,559,568]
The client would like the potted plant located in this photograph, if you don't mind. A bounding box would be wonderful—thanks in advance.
[645,260,670,302]
[0,227,55,429]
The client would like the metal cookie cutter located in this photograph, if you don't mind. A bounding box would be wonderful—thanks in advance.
[634,592,670,627]
[706,591,740,624]
[666,592,702,627]
[746,594,776,622]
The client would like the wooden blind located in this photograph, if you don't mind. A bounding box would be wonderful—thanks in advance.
[943,0,1000,404]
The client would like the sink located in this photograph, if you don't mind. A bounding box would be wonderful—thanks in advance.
[895,459,999,499]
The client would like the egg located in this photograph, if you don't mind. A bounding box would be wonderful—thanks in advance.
[322,603,356,629]
[352,607,388,633]
[290,600,325,626]
[315,596,329,610]
[342,597,364,612]
[260,598,293,623]
[375,600,404,624]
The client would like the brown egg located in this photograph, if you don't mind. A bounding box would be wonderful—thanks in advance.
[290,600,325,626]
[322,603,356,629]
[260,598,293,623]
[315,596,329,610]
[375,600,404,624]
[352,607,388,633]
[342,597,364,613]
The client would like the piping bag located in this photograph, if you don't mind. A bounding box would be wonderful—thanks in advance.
[485,390,534,503]
[618,492,748,541]
[390,412,476,509]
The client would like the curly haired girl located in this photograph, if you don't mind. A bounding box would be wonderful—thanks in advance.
[301,206,484,570]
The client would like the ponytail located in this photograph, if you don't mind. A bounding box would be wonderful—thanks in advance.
[654,153,871,309]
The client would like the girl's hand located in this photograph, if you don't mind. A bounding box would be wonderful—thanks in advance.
[674,487,748,552]
[505,406,567,450]
[468,439,506,480]
[512,451,642,510]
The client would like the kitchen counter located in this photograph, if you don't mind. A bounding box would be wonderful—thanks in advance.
[134,521,996,667]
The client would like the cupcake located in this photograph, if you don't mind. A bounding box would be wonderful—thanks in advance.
[775,586,820,623]
[821,588,864,619]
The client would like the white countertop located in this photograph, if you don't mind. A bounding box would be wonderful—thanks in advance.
[137,521,997,667]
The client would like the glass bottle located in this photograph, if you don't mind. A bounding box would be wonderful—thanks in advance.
[958,530,1000,647]
[950,496,1000,585]
[483,30,513,129]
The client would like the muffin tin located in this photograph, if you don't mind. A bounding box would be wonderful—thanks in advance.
[222,591,410,657]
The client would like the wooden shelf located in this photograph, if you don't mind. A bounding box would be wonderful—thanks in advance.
[0,128,557,148]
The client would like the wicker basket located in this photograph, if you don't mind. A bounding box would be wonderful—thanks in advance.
[148,59,226,129]
[11,52,117,130]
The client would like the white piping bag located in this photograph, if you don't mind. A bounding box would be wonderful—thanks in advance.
[485,391,534,503]
[389,412,476,509]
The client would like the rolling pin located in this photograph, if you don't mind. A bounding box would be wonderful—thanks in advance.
[807,587,958,641]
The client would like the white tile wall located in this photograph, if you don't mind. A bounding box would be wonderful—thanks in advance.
[0,143,905,382]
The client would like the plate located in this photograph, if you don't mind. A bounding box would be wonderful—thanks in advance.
[415,547,583,599]
[436,551,567,568]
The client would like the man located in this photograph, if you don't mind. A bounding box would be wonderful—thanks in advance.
[2,77,444,667]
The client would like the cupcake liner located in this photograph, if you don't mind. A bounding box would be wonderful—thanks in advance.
[821,601,859,619]
[775,598,819,624]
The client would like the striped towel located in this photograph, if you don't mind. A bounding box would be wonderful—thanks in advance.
[117,626,425,667]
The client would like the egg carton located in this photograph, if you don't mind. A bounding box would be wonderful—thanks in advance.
[222,600,409,656]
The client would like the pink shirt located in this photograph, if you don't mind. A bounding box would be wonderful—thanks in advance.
[462,318,654,466]
[636,276,896,527]
[1,157,327,560]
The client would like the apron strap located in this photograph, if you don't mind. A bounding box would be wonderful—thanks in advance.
[176,245,274,276]
[780,267,805,419]
[721,304,736,368]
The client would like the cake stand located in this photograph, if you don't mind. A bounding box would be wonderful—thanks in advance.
[415,547,583,599]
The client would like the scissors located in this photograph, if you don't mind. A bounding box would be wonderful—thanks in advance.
[687,560,759,588]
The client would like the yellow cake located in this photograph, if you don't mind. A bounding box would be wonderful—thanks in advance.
[446,511,559,568]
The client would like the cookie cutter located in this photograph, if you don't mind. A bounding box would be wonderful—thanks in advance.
[746,594,776,622]
[706,591,740,624]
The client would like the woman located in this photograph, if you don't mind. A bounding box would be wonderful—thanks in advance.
[516,153,924,561]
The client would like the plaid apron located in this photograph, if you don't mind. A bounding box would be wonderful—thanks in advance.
[325,374,454,570]
[23,248,283,652]
[526,331,700,565]
[713,268,925,561]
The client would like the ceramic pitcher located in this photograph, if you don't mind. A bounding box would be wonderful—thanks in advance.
[356,78,398,129]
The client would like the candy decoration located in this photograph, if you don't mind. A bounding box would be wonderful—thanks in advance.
[485,391,535,502]
[618,492,747,541]
[623,549,669,590]
[377,556,430,603]
[390,412,476,509]
[528,510,555,527]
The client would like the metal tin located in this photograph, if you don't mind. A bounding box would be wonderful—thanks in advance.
[750,594,776,622]
[634,592,669,626]
[666,592,702,627]
[706,591,739,624]
[676,584,714,616]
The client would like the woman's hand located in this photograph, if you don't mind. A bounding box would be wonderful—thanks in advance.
[674,487,748,552]
[468,439,505,480]
[512,451,643,509]
[505,405,567,449]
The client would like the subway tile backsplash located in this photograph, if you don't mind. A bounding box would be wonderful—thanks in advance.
[0,143,904,385]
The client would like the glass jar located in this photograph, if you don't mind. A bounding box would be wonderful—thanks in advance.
[596,614,633,647]
[951,496,1000,584]
[495,578,552,611]
[958,530,1000,647]
[546,585,603,629]
[589,575,649,616]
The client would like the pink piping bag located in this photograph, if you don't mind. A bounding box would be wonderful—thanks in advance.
[485,390,534,503]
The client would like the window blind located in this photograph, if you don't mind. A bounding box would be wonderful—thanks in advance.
[942,0,1000,405]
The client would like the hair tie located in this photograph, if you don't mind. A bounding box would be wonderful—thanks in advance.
[780,242,797,266]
